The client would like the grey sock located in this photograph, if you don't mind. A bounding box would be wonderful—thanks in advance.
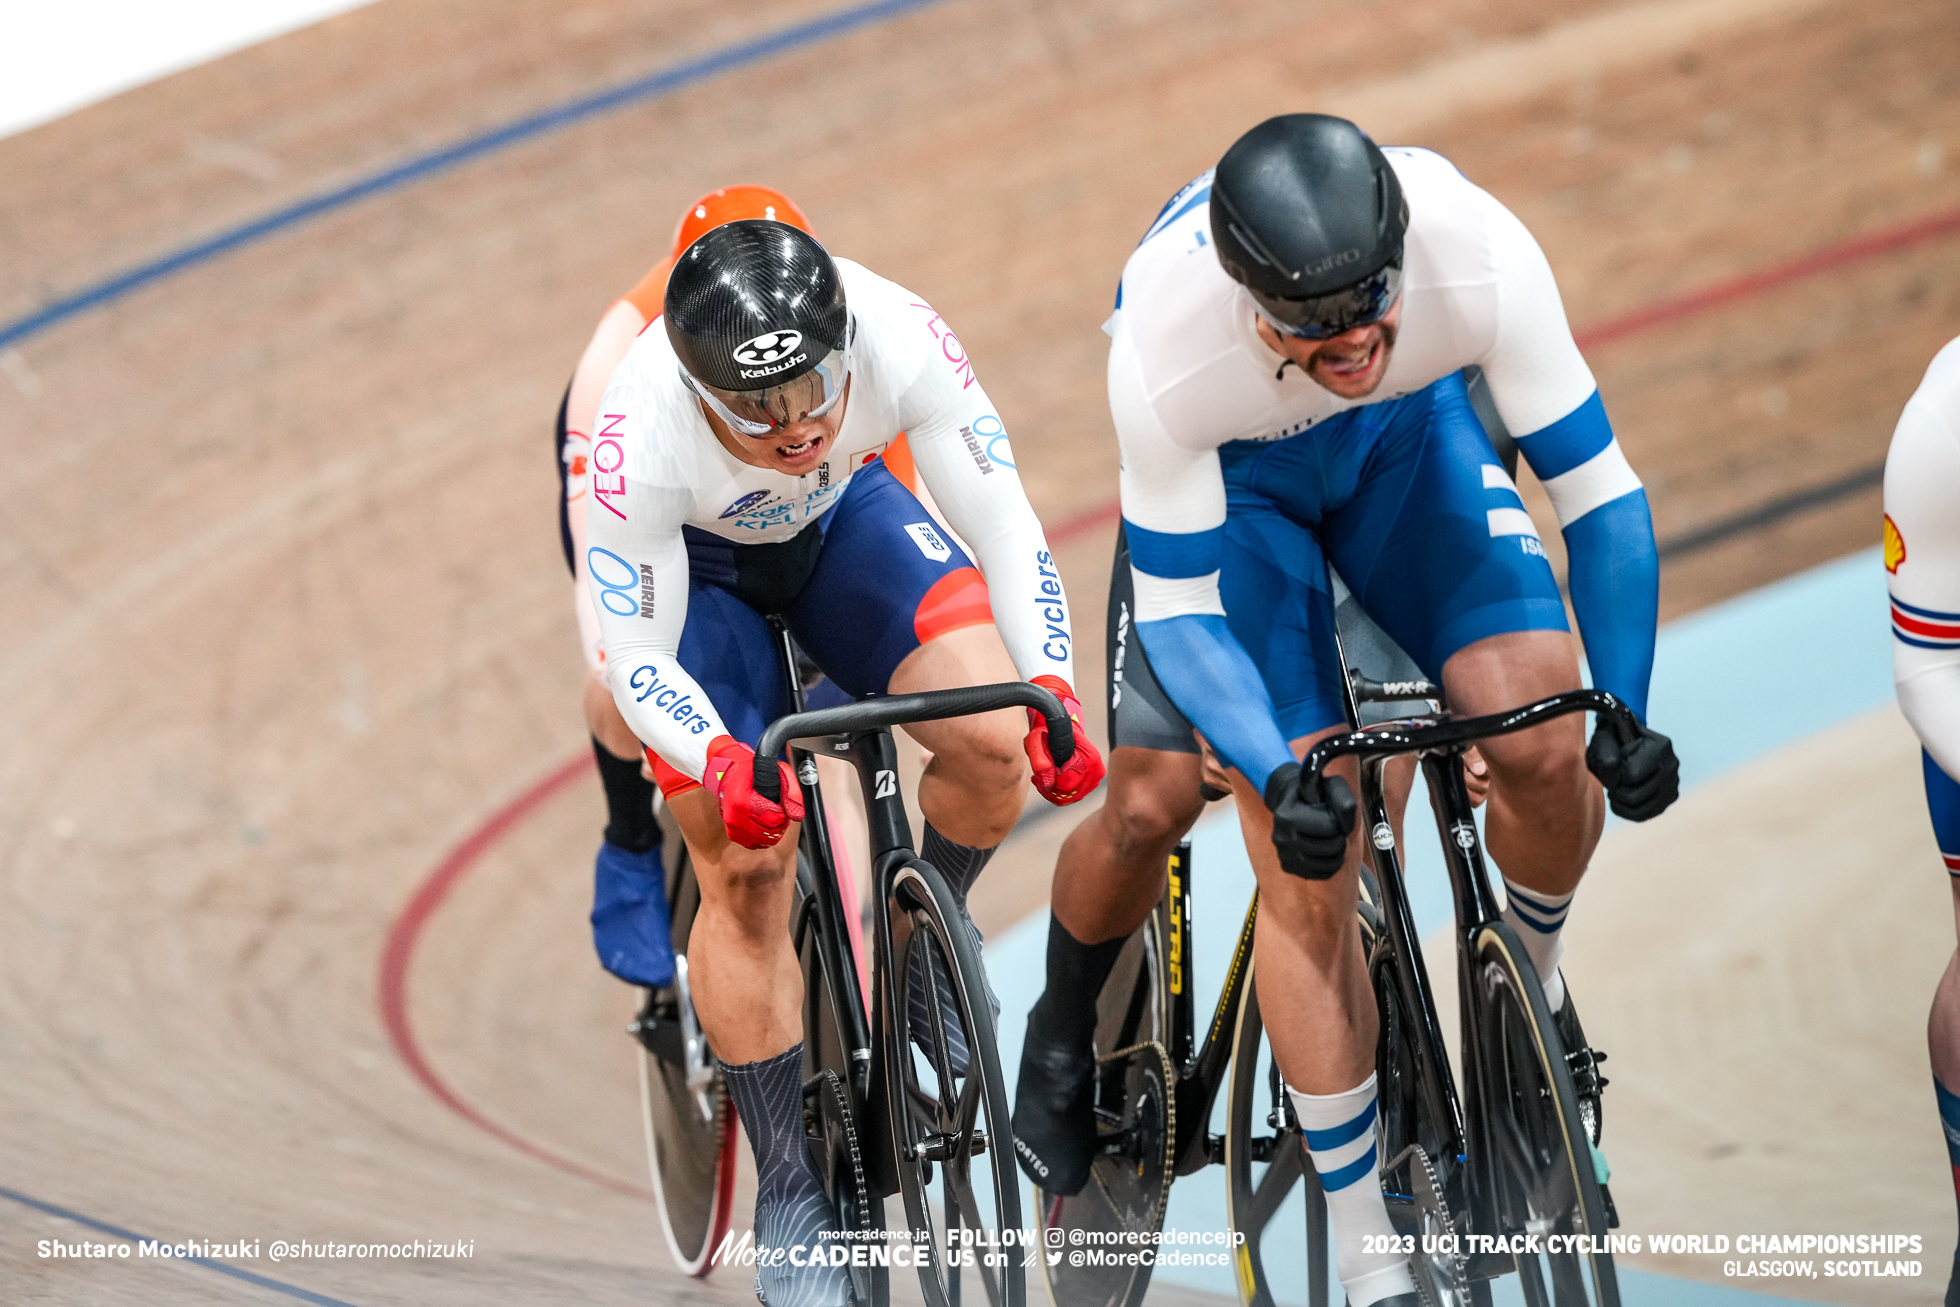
[921,824,997,903]
[719,1045,852,1306]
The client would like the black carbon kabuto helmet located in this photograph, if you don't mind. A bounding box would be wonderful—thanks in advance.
[665,220,851,434]
[1210,114,1409,339]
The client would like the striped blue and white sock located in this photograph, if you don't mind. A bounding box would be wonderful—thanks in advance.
[1288,1073,1417,1307]
[1934,1078,1960,1223]
[1502,878,1574,1013]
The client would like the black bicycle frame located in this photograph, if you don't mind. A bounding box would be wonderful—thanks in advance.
[756,668,1076,1182]
[1300,687,1640,1240]
[1160,842,1261,1176]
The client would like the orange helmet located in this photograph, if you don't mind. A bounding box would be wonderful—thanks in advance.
[669,185,813,260]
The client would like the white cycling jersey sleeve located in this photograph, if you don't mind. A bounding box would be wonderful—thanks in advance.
[565,298,653,674]
[1109,321,1228,621]
[875,276,1079,685]
[1888,336,1960,781]
[1476,198,1597,437]
[586,380,729,781]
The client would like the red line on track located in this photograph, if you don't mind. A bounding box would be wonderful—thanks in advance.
[1044,202,1960,550]
[1574,203,1960,351]
[377,749,656,1202]
[380,202,1960,1197]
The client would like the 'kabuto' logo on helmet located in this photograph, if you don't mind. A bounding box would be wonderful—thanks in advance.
[732,330,804,367]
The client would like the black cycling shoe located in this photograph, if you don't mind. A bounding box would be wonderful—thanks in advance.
[1552,988,1609,1146]
[1348,1293,1422,1307]
[1011,1011,1097,1195]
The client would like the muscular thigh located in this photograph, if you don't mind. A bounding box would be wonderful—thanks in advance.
[1318,372,1569,682]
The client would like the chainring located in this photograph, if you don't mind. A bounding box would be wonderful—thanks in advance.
[1386,1143,1473,1307]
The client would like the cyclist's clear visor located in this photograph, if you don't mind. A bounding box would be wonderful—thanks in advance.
[681,344,850,438]
[1247,261,1404,341]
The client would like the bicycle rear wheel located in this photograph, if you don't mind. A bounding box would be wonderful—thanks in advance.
[1224,965,1330,1307]
[885,858,1024,1307]
[635,807,737,1276]
[1035,899,1174,1307]
[1470,923,1618,1307]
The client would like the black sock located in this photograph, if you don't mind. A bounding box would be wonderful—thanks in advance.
[592,736,660,854]
[921,823,997,903]
[1030,913,1129,1050]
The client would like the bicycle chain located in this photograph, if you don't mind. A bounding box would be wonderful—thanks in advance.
[1388,1143,1471,1307]
[815,1068,873,1254]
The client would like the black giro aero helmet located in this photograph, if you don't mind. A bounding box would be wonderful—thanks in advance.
[666,219,851,433]
[1210,115,1409,338]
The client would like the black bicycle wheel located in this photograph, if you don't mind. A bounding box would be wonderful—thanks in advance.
[1035,901,1173,1307]
[1224,966,1330,1307]
[1034,1041,1176,1307]
[635,805,737,1277]
[795,851,887,1306]
[1471,923,1618,1307]
[885,858,1024,1307]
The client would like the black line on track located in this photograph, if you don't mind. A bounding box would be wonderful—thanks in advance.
[1656,460,1885,561]
[0,1184,362,1306]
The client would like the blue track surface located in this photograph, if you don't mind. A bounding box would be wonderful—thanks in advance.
[990,549,1889,1304]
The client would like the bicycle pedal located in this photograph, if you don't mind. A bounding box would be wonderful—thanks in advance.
[1564,1046,1606,1099]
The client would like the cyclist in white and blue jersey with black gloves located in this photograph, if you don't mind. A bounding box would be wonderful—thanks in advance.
[1012,115,1679,1307]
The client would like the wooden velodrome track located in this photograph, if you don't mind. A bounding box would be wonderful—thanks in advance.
[4,0,1960,1302]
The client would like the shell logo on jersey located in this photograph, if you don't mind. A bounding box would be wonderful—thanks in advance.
[732,330,803,368]
[1885,514,1907,573]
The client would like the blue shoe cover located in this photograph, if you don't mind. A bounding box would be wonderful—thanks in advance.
[590,839,673,987]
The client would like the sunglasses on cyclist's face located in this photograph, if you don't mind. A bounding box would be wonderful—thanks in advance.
[1248,261,1404,341]
[681,344,850,438]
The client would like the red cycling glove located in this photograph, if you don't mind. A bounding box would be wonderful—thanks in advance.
[701,735,805,849]
[1023,674,1105,806]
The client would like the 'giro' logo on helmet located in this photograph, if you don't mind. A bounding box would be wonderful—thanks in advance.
[732,330,803,367]
[1294,248,1363,280]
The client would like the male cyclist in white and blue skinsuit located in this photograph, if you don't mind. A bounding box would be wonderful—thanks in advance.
[1012,116,1679,1307]
[1883,336,1960,1304]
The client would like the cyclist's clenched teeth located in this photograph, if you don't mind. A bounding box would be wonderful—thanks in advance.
[1320,340,1378,373]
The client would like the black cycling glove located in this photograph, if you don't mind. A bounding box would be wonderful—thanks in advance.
[1264,763,1358,881]
[1585,715,1680,822]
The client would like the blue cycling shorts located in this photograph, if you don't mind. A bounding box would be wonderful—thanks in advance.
[1926,752,1960,875]
[672,459,994,748]
[1216,371,1569,740]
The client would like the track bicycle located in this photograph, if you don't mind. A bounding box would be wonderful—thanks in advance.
[639,615,1070,1306]
[1226,674,1628,1307]
[1031,822,1270,1307]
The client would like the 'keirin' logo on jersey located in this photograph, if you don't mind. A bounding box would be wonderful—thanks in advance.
[732,330,803,367]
